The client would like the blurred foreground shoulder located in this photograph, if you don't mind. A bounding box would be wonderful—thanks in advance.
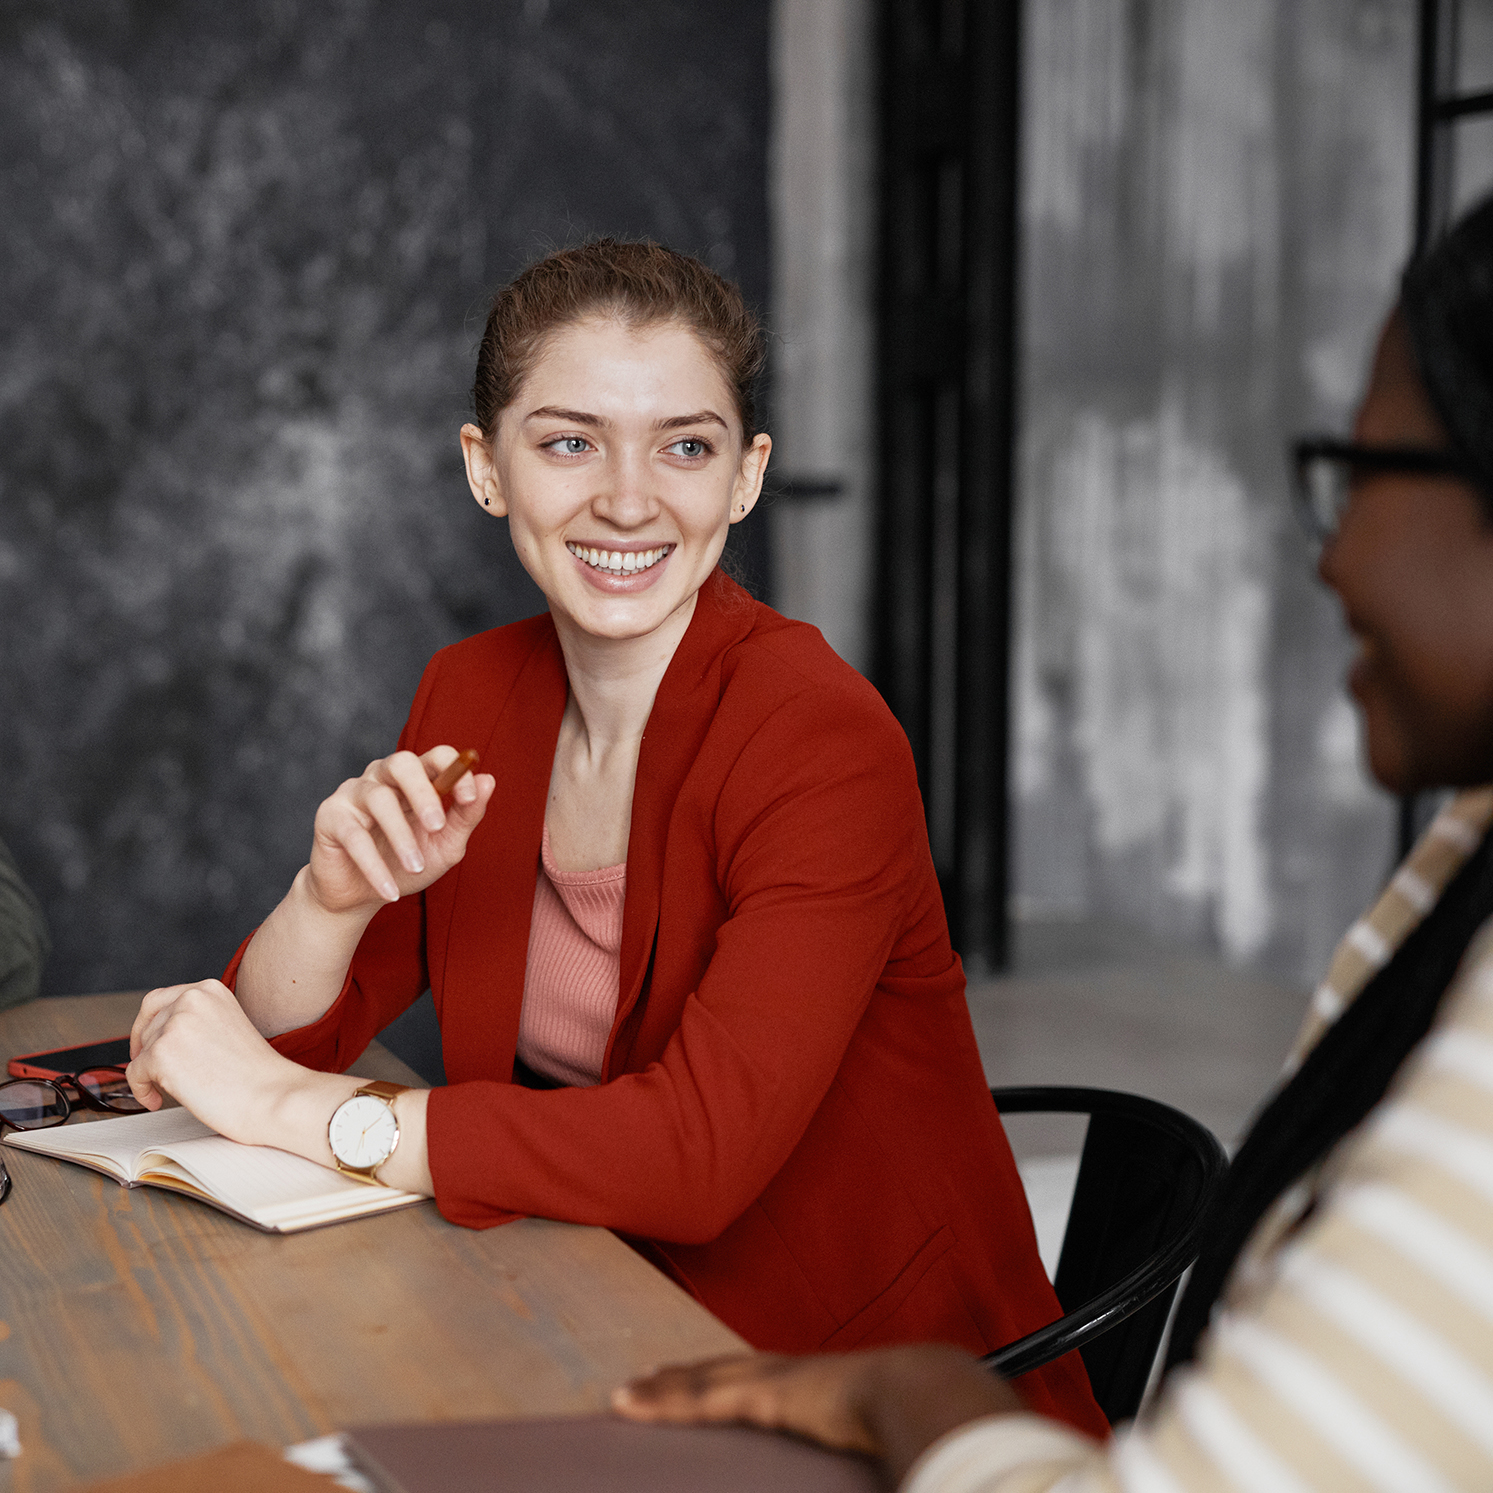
[0,834,50,1010]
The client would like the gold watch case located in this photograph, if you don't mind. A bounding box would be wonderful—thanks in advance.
[327,1081,409,1185]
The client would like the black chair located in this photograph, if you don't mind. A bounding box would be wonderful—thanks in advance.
[983,1086,1228,1425]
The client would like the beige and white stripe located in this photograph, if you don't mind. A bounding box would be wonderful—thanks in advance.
[904,787,1493,1493]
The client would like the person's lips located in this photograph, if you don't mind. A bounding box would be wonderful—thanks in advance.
[566,541,674,576]
[565,540,675,593]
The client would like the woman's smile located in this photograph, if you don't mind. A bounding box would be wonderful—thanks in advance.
[566,540,675,586]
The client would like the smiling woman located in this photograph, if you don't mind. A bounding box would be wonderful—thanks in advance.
[121,241,1104,1437]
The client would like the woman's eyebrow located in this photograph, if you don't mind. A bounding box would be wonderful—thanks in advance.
[657,410,728,431]
[525,406,608,426]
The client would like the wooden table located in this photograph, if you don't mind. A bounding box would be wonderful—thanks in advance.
[0,994,746,1492]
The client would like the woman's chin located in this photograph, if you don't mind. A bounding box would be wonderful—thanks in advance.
[555,586,698,644]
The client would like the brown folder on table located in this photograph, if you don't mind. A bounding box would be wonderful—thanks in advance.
[344,1416,881,1492]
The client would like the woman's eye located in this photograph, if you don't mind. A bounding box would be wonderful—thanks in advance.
[546,436,591,456]
[666,438,709,459]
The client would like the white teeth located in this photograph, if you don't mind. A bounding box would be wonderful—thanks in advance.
[568,542,670,574]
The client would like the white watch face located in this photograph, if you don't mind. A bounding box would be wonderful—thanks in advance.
[329,1094,399,1170]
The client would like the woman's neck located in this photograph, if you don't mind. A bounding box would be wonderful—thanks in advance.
[551,590,698,753]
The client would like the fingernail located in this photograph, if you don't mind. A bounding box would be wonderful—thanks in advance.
[383,882,400,901]
[407,854,425,874]
[423,813,445,832]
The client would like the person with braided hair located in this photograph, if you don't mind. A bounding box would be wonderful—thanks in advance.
[615,199,1493,1490]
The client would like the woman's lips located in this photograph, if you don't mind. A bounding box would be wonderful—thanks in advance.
[567,541,673,591]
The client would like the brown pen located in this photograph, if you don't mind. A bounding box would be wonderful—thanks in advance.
[431,748,480,797]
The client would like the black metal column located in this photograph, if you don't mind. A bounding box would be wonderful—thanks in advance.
[874,0,1021,971]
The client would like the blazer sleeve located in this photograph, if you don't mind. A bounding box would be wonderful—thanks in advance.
[426,680,951,1241]
[222,649,448,1066]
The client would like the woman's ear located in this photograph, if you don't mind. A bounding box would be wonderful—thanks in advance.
[730,433,773,523]
[460,422,507,516]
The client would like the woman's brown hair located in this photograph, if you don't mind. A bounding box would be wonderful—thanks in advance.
[472,239,766,441]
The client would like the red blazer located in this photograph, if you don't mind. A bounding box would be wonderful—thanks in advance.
[233,573,1104,1436]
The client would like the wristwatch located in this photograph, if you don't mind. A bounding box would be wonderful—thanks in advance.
[327,1081,410,1185]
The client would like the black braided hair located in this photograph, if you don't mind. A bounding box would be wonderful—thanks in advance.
[1166,826,1493,1368]
[1401,192,1493,500]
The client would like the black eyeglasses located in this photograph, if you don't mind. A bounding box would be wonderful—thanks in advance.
[0,1067,146,1206]
[1291,435,1478,545]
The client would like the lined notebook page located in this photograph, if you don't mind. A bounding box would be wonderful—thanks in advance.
[3,1104,214,1171]
[148,1134,396,1214]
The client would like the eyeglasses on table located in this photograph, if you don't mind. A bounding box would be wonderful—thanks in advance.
[0,1066,146,1206]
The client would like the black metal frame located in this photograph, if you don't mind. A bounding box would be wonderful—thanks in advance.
[873,0,1021,970]
[983,1086,1228,1426]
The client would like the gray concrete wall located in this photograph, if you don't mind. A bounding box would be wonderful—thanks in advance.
[767,0,1473,986]
[767,0,877,673]
[1013,0,1433,984]
[0,0,770,996]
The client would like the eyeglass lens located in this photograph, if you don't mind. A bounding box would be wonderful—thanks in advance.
[73,1068,145,1112]
[0,1080,69,1129]
[1296,452,1350,543]
[0,1068,145,1130]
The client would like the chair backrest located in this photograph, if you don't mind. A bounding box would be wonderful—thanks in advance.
[983,1086,1228,1424]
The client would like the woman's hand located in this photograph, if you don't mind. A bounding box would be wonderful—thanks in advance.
[613,1346,1029,1483]
[127,978,312,1142]
[306,746,495,913]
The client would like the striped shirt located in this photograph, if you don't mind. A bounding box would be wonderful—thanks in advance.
[906,788,1493,1493]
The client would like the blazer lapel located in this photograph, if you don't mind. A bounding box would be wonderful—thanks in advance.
[604,572,760,1078]
[438,624,568,1085]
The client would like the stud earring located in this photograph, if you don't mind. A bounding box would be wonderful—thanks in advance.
[484,498,491,506]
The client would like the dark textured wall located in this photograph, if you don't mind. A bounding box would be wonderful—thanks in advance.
[0,0,770,996]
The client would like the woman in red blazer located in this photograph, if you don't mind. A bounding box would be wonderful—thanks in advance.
[125,241,1104,1436]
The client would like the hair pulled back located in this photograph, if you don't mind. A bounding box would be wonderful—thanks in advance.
[472,239,766,441]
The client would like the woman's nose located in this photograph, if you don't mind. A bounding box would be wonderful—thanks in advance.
[593,455,657,525]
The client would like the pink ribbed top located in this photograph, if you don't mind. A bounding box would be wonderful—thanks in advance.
[515,826,626,1087]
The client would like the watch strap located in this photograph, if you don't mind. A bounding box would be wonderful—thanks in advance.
[354,1081,410,1104]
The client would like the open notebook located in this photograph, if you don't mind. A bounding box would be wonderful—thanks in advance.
[1,1106,427,1232]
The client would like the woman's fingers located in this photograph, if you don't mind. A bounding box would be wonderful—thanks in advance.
[361,781,426,876]
[123,979,300,1141]
[304,747,494,913]
[126,982,209,1109]
[444,771,495,827]
[613,1353,878,1455]
[131,984,185,1059]
[387,749,449,833]
[618,1354,767,1412]
[336,819,402,903]
[446,762,484,807]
